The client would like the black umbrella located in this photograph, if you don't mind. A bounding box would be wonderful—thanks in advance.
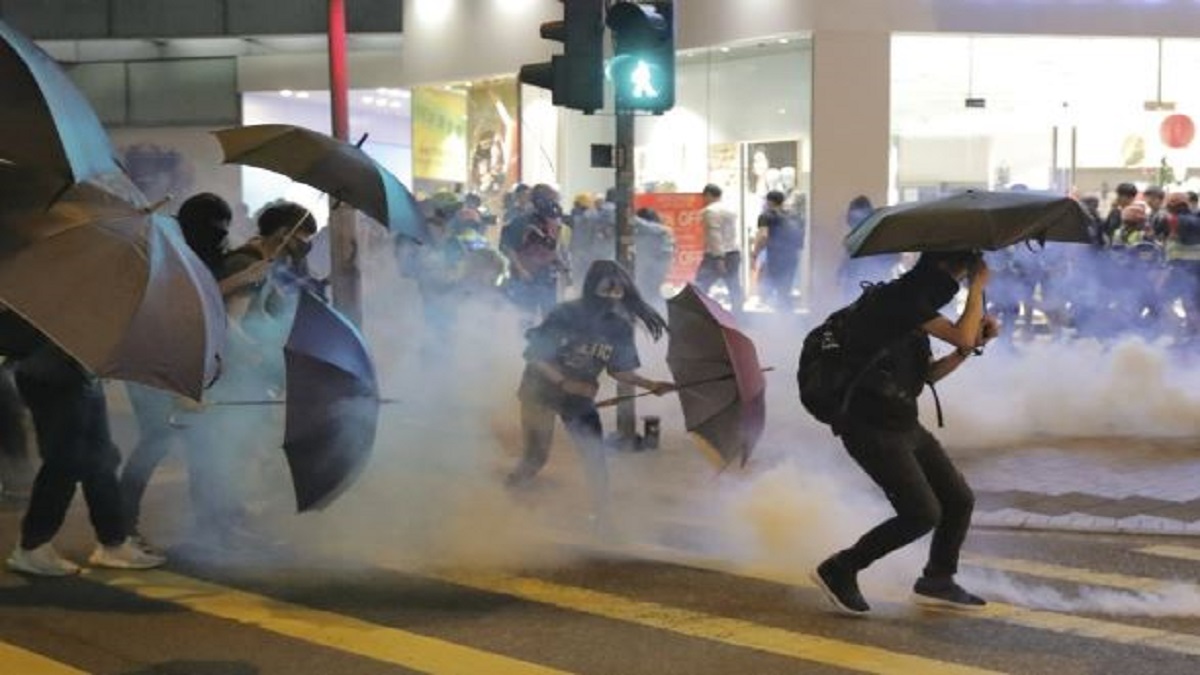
[283,290,380,512]
[845,190,1092,258]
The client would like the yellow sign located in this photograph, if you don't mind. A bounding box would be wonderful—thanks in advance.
[412,87,467,182]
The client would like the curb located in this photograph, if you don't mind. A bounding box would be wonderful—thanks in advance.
[972,509,1200,537]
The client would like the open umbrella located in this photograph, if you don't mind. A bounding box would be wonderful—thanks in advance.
[283,290,380,512]
[845,190,1092,258]
[0,18,124,209]
[0,187,225,400]
[212,124,424,242]
[666,284,767,468]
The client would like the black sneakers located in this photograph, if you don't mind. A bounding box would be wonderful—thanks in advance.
[811,557,870,615]
[913,576,987,610]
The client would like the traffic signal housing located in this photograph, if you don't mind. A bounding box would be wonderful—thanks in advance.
[519,0,605,114]
[607,1,675,113]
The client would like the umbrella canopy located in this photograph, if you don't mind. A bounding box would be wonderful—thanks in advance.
[0,195,225,400]
[845,190,1092,258]
[283,290,380,512]
[0,18,121,208]
[212,124,424,242]
[666,284,766,468]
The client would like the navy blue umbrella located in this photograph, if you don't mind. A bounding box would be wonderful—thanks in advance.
[283,290,380,512]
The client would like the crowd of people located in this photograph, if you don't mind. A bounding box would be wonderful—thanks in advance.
[1,194,323,576]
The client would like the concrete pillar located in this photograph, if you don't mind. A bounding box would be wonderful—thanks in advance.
[808,29,891,314]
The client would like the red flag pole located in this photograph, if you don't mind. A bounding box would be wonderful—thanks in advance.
[328,0,350,142]
[327,0,362,325]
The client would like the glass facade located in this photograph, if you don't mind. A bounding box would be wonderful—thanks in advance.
[629,37,815,306]
[892,35,1200,202]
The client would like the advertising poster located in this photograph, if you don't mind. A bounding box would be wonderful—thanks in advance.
[412,87,468,186]
[467,78,521,213]
[744,140,801,201]
[635,192,707,286]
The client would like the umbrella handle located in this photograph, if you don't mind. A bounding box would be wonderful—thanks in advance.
[594,367,775,409]
[209,396,401,406]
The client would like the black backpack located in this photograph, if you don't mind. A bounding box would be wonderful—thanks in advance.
[797,304,890,430]
[797,285,944,432]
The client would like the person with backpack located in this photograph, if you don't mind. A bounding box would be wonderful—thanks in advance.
[801,250,999,615]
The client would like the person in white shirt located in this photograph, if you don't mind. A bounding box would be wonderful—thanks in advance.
[694,184,744,315]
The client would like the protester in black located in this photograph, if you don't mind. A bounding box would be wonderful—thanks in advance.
[506,261,673,515]
[811,251,998,615]
[5,329,165,576]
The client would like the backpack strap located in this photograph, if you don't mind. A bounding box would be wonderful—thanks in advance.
[927,380,945,429]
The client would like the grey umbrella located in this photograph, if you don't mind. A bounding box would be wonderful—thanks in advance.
[0,187,226,400]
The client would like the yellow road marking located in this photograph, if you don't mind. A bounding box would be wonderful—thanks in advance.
[0,640,86,675]
[91,570,570,675]
[1136,545,1200,563]
[526,535,1200,661]
[424,568,1002,675]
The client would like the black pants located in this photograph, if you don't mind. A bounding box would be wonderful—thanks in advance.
[16,351,125,549]
[694,252,744,314]
[834,423,974,579]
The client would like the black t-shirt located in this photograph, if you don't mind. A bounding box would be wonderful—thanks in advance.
[840,267,956,428]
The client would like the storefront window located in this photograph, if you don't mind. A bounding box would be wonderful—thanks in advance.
[892,35,1200,203]
[632,37,813,307]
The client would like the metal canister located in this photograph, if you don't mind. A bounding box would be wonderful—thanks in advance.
[642,415,661,450]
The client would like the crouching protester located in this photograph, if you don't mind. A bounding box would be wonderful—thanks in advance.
[505,261,674,519]
[798,251,998,615]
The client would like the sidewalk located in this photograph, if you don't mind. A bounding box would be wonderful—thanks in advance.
[954,437,1200,536]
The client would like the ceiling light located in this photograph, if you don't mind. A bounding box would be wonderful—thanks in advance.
[719,47,731,53]
[362,96,376,104]
[280,89,294,97]
[295,91,310,99]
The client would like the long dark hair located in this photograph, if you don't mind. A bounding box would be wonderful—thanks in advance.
[581,260,667,341]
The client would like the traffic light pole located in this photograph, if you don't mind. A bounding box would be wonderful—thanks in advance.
[615,109,638,445]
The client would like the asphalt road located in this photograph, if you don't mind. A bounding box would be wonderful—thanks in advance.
[4,486,1200,675]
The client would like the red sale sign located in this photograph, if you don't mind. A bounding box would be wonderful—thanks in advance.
[634,193,707,286]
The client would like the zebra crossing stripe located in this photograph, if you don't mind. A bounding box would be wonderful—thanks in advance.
[91,569,571,675]
[426,568,1003,675]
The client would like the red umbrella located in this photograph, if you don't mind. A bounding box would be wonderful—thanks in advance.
[666,284,767,468]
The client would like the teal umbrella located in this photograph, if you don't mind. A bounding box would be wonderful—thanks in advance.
[0,18,122,209]
[213,124,425,243]
[845,190,1091,258]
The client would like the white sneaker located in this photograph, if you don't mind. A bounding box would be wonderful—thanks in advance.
[88,538,166,570]
[6,543,80,577]
[129,533,163,557]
